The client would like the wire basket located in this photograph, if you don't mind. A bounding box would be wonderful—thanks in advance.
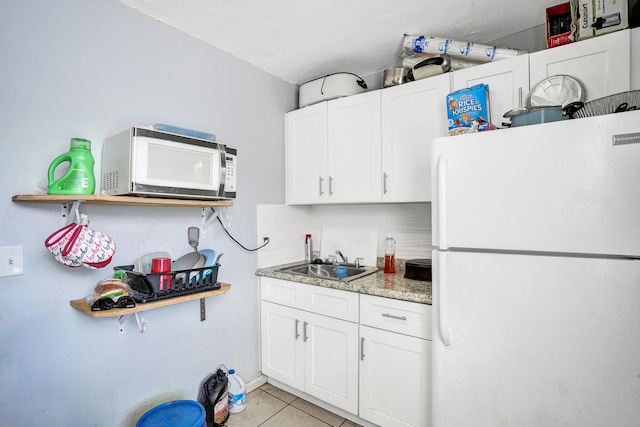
[570,90,640,119]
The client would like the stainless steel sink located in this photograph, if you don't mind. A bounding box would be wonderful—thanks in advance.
[276,263,378,281]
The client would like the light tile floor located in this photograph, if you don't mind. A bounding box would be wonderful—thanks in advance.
[225,383,363,427]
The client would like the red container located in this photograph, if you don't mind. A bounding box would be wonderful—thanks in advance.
[151,257,172,290]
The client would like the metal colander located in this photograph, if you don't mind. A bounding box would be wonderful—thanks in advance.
[570,90,640,119]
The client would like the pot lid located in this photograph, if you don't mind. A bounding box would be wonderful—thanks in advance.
[526,75,586,108]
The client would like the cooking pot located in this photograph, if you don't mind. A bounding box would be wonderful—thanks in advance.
[504,102,584,127]
[406,54,451,81]
[383,67,409,87]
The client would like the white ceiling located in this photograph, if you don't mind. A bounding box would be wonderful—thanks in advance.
[119,0,558,85]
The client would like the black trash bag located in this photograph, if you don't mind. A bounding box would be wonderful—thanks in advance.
[198,368,229,427]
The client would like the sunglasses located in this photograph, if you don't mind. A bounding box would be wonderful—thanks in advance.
[91,296,136,311]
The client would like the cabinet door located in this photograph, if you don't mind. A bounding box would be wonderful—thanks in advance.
[529,29,630,102]
[260,301,304,390]
[327,91,382,203]
[453,55,529,127]
[359,325,432,427]
[381,75,451,203]
[632,28,640,91]
[304,311,359,414]
[286,102,328,205]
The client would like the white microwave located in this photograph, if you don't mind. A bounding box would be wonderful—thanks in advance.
[101,127,236,200]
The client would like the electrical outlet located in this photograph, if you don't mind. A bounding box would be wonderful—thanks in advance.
[0,246,24,277]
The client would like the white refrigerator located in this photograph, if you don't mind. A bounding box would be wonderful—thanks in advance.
[431,110,640,427]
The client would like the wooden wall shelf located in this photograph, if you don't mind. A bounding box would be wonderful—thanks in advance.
[12,194,233,208]
[69,283,231,318]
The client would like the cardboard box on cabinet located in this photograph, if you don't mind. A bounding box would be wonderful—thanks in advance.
[570,0,629,40]
[546,3,575,48]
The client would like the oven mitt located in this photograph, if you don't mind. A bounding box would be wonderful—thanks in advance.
[44,222,83,268]
[45,215,116,269]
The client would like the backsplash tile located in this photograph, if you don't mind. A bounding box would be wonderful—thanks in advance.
[257,203,431,268]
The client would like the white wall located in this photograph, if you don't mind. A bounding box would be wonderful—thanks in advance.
[0,0,295,425]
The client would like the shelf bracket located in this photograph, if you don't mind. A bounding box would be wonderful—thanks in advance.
[118,312,148,334]
[61,200,83,225]
[201,208,217,238]
[200,298,206,321]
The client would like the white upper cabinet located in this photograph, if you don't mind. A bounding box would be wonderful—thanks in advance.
[529,29,631,101]
[286,30,634,206]
[381,74,451,203]
[286,91,381,205]
[286,102,328,204]
[327,91,382,204]
[632,28,640,91]
[452,55,530,126]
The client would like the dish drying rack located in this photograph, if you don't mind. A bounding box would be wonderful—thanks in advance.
[115,264,221,304]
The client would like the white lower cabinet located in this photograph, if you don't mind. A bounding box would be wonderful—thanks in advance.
[261,301,305,389]
[260,277,432,426]
[304,311,359,413]
[359,294,432,427]
[359,325,431,427]
[260,278,359,414]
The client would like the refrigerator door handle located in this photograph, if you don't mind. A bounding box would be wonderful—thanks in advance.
[437,152,449,250]
[437,251,452,346]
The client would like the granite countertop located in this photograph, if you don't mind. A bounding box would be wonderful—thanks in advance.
[255,259,432,305]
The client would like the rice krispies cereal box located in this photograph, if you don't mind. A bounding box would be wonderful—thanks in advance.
[446,83,491,136]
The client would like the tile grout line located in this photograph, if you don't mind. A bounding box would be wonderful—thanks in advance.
[258,388,335,427]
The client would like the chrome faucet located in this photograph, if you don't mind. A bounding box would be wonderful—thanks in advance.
[336,250,348,264]
[334,250,364,267]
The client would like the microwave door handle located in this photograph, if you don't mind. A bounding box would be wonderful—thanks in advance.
[218,146,227,196]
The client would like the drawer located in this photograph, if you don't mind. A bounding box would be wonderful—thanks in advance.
[303,285,359,322]
[260,277,304,309]
[360,294,432,340]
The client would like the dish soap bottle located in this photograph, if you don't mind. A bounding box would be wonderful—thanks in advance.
[47,138,95,195]
[384,234,396,274]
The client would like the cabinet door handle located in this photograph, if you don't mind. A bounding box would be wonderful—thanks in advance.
[329,176,334,195]
[319,177,324,196]
[382,313,407,321]
[295,319,300,340]
[383,172,388,194]
[360,337,365,361]
[303,321,308,342]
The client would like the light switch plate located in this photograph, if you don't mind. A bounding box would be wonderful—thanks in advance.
[0,246,24,277]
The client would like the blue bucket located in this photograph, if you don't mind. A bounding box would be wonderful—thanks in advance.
[136,400,206,427]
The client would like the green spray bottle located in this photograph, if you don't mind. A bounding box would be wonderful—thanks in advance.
[47,138,96,195]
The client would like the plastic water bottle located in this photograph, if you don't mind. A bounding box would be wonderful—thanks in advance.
[227,369,247,413]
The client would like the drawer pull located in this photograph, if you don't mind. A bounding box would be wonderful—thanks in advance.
[382,313,407,321]
[295,319,300,340]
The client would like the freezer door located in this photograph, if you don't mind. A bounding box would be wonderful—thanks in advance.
[432,249,640,427]
[431,110,640,257]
